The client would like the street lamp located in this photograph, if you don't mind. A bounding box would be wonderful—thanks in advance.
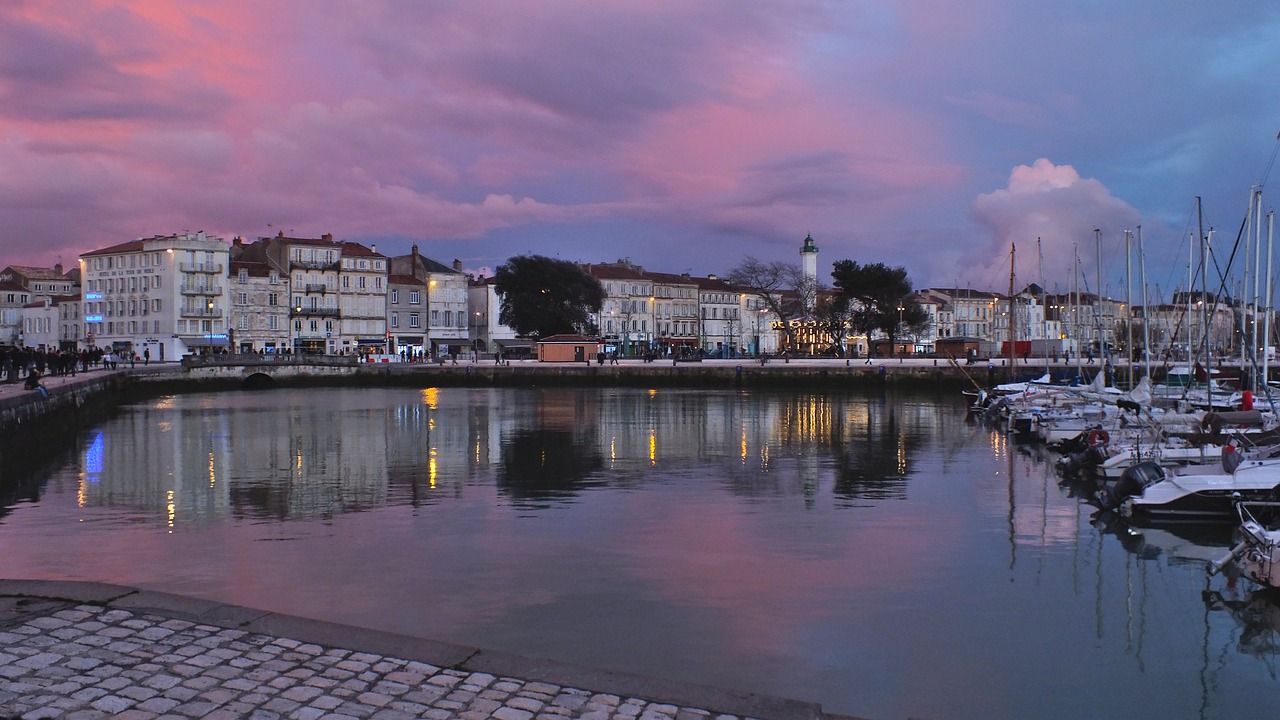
[294,305,302,355]
[897,304,905,357]
[206,299,214,353]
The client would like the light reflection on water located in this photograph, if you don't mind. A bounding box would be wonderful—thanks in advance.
[1,386,1279,720]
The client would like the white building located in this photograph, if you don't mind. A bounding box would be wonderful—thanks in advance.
[467,276,528,358]
[586,261,655,357]
[697,275,742,357]
[80,231,231,361]
[228,237,290,353]
[389,246,468,358]
[263,233,387,355]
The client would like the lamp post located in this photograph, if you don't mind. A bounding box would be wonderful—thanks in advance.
[206,299,214,353]
[897,304,904,357]
[294,305,301,355]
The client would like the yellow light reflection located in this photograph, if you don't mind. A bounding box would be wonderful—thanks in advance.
[897,432,907,476]
[166,490,175,532]
[648,389,657,398]
[208,451,216,488]
[429,448,437,489]
[610,437,616,463]
[421,387,439,409]
[77,475,86,508]
[649,431,656,465]
[740,431,748,463]
[475,440,481,464]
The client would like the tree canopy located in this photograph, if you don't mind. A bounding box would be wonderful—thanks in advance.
[726,257,811,351]
[493,255,605,339]
[831,260,929,355]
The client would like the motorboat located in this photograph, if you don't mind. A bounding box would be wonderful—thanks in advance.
[1102,443,1280,520]
[1210,503,1280,589]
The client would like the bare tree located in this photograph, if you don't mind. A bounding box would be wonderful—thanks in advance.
[727,257,807,353]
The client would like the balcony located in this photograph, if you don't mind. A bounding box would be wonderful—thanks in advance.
[304,283,329,294]
[291,259,339,271]
[180,307,223,319]
[179,262,224,274]
[291,306,341,318]
[180,284,222,296]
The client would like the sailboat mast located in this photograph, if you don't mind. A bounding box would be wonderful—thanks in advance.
[1125,229,1133,381]
[1139,226,1151,380]
[1266,211,1275,392]
[1008,242,1017,381]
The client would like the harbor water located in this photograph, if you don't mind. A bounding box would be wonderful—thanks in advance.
[0,385,1276,720]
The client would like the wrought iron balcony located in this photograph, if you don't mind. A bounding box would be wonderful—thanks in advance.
[291,306,341,317]
[180,284,222,296]
[179,307,223,318]
[178,262,224,274]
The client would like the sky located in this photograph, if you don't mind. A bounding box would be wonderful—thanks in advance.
[4,1,1280,300]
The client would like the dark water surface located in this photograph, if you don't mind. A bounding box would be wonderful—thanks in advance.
[2,386,1278,720]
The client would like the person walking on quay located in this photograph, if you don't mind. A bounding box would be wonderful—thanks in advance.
[143,347,150,366]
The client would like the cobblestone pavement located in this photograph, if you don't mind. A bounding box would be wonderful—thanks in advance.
[0,582,840,720]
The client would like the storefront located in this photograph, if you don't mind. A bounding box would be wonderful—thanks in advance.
[494,339,533,359]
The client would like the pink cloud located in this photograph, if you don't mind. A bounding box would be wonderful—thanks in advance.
[969,158,1140,293]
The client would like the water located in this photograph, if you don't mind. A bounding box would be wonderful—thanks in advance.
[2,385,1278,720]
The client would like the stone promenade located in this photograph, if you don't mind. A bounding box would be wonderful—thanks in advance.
[0,581,848,720]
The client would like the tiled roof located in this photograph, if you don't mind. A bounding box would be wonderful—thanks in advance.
[81,240,146,257]
[538,334,600,343]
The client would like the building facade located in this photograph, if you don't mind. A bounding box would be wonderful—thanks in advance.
[81,231,231,361]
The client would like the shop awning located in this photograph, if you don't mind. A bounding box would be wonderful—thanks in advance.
[396,335,423,343]
[356,338,386,345]
[184,337,230,348]
[495,339,533,348]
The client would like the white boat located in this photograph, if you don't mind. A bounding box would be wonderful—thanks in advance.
[1109,448,1280,520]
[1210,504,1280,589]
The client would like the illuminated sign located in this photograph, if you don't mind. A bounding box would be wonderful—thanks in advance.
[85,315,103,323]
[85,292,102,300]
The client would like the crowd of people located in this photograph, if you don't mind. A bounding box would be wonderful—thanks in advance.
[0,345,117,385]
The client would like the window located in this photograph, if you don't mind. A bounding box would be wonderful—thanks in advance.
[358,276,366,289]
[430,310,439,324]
[391,289,399,304]
[237,292,247,305]
[268,293,278,306]
[343,276,350,289]
[409,313,420,328]
[409,291,420,304]
[391,313,399,328]
[443,310,452,326]
[153,299,161,312]
[375,277,382,290]
[268,315,278,330]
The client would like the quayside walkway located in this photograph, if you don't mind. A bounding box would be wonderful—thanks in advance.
[0,580,854,720]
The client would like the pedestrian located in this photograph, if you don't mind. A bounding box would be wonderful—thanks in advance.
[24,369,48,398]
[143,348,150,365]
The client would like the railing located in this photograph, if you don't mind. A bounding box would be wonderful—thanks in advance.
[178,263,224,274]
[179,307,223,318]
[180,284,222,295]
[181,353,359,369]
[291,259,339,271]
[291,307,341,317]
[304,283,329,293]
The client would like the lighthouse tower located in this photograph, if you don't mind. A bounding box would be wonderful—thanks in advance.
[800,233,818,311]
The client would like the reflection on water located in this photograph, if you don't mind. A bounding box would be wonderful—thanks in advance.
[4,386,1280,720]
[70,388,952,524]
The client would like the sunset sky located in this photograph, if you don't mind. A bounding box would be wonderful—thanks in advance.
[4,1,1280,297]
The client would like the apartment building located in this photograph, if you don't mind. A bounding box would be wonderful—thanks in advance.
[389,246,468,358]
[228,238,290,353]
[80,231,231,361]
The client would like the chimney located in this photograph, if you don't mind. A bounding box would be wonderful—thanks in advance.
[412,244,420,279]
[233,236,242,247]
[54,263,63,276]
[453,259,462,272]
[321,233,333,242]
[371,244,376,254]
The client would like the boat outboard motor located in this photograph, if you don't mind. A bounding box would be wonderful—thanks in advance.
[1059,433,1110,474]
[1096,461,1165,511]
[1222,438,1244,474]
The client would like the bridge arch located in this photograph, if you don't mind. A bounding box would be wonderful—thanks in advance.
[242,372,277,390]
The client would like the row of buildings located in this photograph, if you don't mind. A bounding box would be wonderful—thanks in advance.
[0,231,1254,361]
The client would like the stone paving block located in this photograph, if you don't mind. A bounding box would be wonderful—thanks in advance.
[493,706,535,720]
[369,708,415,720]
[91,694,136,713]
[172,699,220,717]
